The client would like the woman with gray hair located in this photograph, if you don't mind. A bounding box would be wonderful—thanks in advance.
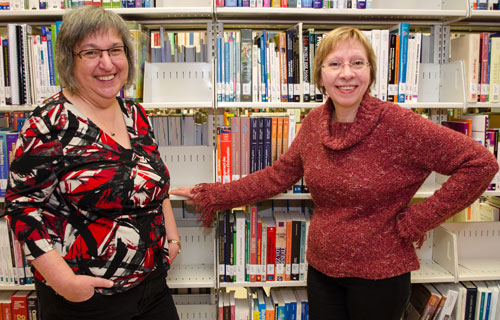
[2,6,180,320]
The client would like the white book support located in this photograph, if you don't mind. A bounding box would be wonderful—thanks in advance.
[418,61,466,103]
[144,62,213,104]
[442,222,500,281]
[167,220,216,288]
[413,226,457,283]
[158,146,214,189]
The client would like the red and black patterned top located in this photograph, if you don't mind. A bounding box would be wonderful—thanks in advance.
[3,92,170,294]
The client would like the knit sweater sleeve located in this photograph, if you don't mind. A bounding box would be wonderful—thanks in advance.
[392,107,499,244]
[191,116,310,227]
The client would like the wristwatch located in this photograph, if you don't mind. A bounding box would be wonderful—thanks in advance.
[168,239,181,253]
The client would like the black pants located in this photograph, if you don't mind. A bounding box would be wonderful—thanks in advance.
[35,267,179,320]
[307,266,411,320]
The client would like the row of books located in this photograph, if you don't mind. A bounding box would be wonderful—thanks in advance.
[0,218,34,287]
[220,287,308,320]
[471,0,500,10]
[429,113,500,191]
[149,30,209,64]
[218,207,311,283]
[215,112,301,185]
[451,32,500,103]
[0,24,61,106]
[405,281,500,320]
[216,23,449,104]
[0,290,38,320]
[216,0,372,8]
[150,114,213,146]
[0,130,20,198]
[0,0,155,10]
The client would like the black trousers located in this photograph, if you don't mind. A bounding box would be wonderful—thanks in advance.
[307,266,411,320]
[34,266,179,320]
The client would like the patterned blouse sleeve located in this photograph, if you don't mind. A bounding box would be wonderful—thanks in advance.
[3,108,64,260]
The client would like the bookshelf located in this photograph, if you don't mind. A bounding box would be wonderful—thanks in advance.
[1,1,500,319]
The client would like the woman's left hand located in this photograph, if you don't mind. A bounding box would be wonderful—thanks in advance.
[168,241,180,262]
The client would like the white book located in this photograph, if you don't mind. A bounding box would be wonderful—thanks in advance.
[8,24,20,105]
[406,36,415,102]
[485,281,499,320]
[370,29,381,99]
[235,298,250,320]
[379,29,389,101]
[412,32,422,102]
[432,282,459,320]
[473,281,491,320]
[0,37,5,106]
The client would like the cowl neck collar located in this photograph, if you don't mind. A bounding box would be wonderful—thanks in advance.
[319,92,386,151]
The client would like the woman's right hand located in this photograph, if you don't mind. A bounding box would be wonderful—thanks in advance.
[58,274,114,303]
[31,249,114,303]
[169,187,195,205]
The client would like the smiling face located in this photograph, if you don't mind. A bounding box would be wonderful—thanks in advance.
[319,39,371,113]
[72,28,129,104]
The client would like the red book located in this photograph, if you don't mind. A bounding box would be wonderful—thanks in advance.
[219,127,232,184]
[11,290,31,320]
[0,290,15,320]
[249,205,258,282]
[262,216,276,281]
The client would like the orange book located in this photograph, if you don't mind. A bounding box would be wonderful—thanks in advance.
[276,117,284,160]
[282,117,289,155]
[284,217,292,281]
[271,117,278,163]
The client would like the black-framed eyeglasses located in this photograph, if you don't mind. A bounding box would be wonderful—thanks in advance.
[73,46,127,61]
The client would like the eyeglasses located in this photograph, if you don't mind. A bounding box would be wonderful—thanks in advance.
[322,60,370,72]
[73,46,127,61]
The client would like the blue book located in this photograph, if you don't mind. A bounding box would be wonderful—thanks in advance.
[256,117,264,171]
[302,0,312,7]
[260,30,268,102]
[224,40,230,102]
[225,0,237,6]
[286,29,295,102]
[392,22,410,103]
[216,37,223,102]
[250,118,259,173]
[42,26,56,87]
[263,117,272,168]
[0,133,8,198]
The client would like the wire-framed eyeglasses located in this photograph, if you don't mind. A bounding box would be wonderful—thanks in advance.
[73,46,127,61]
[322,60,370,72]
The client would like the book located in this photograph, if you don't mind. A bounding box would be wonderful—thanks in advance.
[27,291,38,320]
[432,282,459,320]
[231,117,241,181]
[241,29,253,102]
[462,281,478,320]
[489,35,500,103]
[261,215,276,281]
[11,290,31,320]
[409,283,442,320]
[0,291,15,320]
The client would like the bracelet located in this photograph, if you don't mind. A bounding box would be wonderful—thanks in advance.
[168,239,181,253]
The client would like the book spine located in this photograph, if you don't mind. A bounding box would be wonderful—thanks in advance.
[241,29,253,102]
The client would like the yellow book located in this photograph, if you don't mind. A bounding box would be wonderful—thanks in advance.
[488,36,500,102]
